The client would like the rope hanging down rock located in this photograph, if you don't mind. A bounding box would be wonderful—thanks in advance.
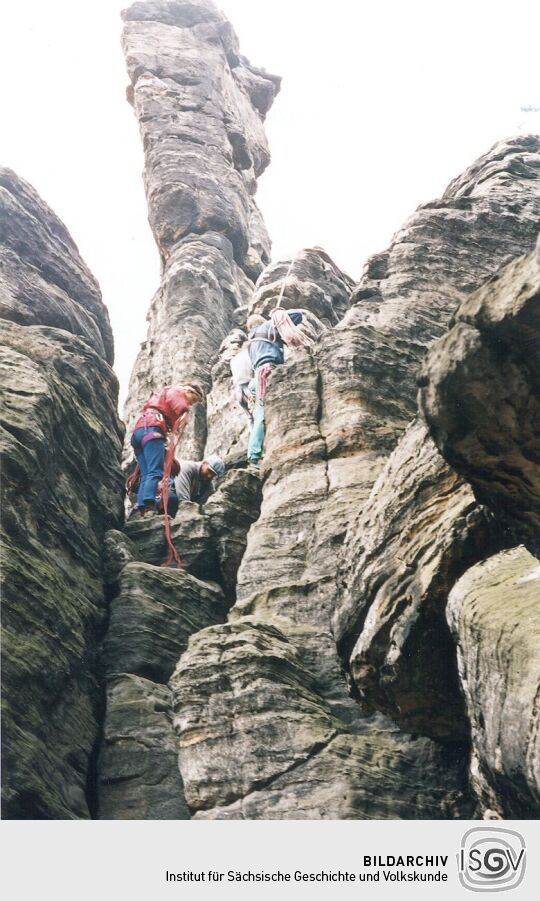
[160,413,189,568]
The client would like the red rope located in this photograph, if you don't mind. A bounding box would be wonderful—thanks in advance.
[126,464,140,496]
[161,413,188,568]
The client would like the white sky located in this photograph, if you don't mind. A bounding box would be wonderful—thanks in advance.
[1,0,539,407]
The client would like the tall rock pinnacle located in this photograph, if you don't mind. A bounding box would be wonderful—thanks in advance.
[121,0,280,456]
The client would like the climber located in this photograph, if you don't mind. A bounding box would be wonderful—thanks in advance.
[246,308,306,466]
[230,333,254,428]
[175,455,226,505]
[128,383,204,517]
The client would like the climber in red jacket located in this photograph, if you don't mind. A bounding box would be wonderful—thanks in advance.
[129,384,203,517]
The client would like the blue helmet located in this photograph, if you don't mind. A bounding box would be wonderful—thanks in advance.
[206,455,225,478]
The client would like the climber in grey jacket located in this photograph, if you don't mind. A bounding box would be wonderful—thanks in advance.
[175,455,225,505]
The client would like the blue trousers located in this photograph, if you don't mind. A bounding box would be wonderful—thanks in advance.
[247,401,265,462]
[247,363,276,462]
[131,427,165,508]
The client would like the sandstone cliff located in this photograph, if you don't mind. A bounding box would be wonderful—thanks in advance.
[0,169,124,818]
[2,0,539,822]
[121,0,281,459]
[97,0,539,820]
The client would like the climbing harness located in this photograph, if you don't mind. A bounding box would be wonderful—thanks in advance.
[127,386,198,568]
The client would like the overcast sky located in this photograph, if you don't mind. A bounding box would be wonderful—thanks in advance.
[1,0,539,407]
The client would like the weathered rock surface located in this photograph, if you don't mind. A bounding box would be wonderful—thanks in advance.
[104,562,226,683]
[191,732,471,819]
[204,248,352,462]
[249,247,354,325]
[110,4,540,821]
[204,469,262,601]
[204,327,252,462]
[349,135,540,335]
[172,353,474,816]
[98,674,188,820]
[120,468,261,599]
[124,503,219,580]
[0,168,114,363]
[1,172,123,819]
[97,462,259,819]
[96,542,228,820]
[169,135,540,819]
[172,621,473,819]
[123,235,254,459]
[334,420,508,742]
[420,250,540,555]
[447,547,540,818]
[121,0,280,458]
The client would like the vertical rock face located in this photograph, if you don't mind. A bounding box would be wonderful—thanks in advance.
[349,135,540,337]
[121,0,280,457]
[0,169,114,363]
[415,247,540,815]
[94,0,280,818]
[96,468,261,818]
[420,251,540,555]
[169,134,540,819]
[333,420,508,743]
[249,248,355,323]
[0,169,123,819]
[204,246,352,462]
[98,674,190,820]
[447,547,540,818]
[4,0,538,822]
[102,1,540,821]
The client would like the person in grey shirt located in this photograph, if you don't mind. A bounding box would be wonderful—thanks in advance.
[175,455,225,505]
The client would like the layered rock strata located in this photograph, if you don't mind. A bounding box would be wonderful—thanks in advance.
[0,169,123,819]
[96,0,281,818]
[349,135,540,330]
[0,168,114,362]
[116,1,540,820]
[334,420,508,743]
[173,621,472,819]
[447,547,540,818]
[98,674,190,820]
[334,245,540,813]
[204,246,351,462]
[97,535,227,819]
[249,247,354,324]
[420,250,540,555]
[171,137,540,818]
[121,0,280,457]
[97,467,260,817]
[414,247,540,813]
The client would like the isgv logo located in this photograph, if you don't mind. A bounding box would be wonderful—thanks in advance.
[458,827,526,892]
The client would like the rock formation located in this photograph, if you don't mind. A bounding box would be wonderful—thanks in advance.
[447,546,540,819]
[121,0,281,458]
[101,0,539,820]
[3,0,539,821]
[94,0,281,817]
[420,250,540,554]
[0,169,123,818]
